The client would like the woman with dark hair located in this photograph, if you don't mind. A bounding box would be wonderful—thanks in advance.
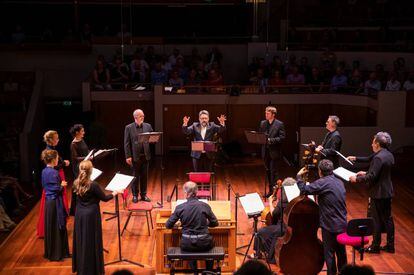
[37,130,70,238]
[41,149,70,261]
[69,124,89,215]
[72,160,120,275]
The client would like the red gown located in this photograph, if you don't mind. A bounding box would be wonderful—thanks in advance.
[37,168,69,238]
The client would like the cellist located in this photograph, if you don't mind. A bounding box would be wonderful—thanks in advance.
[296,159,348,275]
[249,177,293,263]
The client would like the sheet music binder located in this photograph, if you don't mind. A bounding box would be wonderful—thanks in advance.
[137,132,162,143]
[191,141,217,152]
[244,130,268,145]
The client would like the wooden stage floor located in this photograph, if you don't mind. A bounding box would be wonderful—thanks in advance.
[1,156,413,274]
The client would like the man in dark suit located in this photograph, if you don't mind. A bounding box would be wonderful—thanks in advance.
[316,115,342,168]
[349,131,395,253]
[259,106,285,197]
[182,110,226,172]
[124,109,153,203]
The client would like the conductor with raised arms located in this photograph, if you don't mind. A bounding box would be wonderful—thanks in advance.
[182,110,226,172]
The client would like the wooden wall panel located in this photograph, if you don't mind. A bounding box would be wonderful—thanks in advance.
[406,92,414,127]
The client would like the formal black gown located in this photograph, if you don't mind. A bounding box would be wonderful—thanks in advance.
[72,181,113,275]
[42,166,70,261]
[70,139,89,215]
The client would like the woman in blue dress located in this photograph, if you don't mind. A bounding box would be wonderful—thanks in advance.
[41,149,70,261]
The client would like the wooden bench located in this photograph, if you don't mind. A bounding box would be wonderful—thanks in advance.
[167,246,225,274]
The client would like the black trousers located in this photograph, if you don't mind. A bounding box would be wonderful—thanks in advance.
[181,235,214,274]
[192,154,214,172]
[131,156,148,197]
[254,224,283,263]
[321,228,347,275]
[371,198,395,248]
[264,152,279,191]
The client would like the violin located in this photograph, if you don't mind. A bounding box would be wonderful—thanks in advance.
[261,179,282,226]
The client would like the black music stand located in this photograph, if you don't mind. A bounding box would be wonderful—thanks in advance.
[104,173,144,267]
[244,130,269,198]
[137,132,164,208]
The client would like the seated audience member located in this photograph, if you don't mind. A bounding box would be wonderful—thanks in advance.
[186,68,202,85]
[330,67,348,92]
[364,72,382,94]
[161,55,173,73]
[286,66,305,85]
[195,61,208,81]
[168,70,184,88]
[349,69,363,92]
[0,197,16,232]
[190,47,203,68]
[269,70,285,86]
[205,69,224,86]
[234,260,273,275]
[385,71,401,91]
[93,59,112,90]
[248,57,260,76]
[168,48,183,66]
[284,54,298,75]
[130,53,149,82]
[307,67,325,92]
[375,64,387,86]
[270,56,285,77]
[144,45,158,67]
[206,47,223,66]
[299,56,312,81]
[174,56,189,82]
[110,56,129,89]
[257,58,270,78]
[0,174,32,210]
[151,62,168,85]
[250,69,268,92]
[340,264,375,275]
[403,71,414,91]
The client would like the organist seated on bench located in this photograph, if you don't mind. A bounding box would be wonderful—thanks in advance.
[165,181,219,274]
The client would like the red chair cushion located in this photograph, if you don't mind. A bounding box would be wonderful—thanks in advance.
[127,201,153,211]
[188,172,211,183]
[196,190,211,197]
[337,232,370,247]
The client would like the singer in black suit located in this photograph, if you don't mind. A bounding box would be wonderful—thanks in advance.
[349,131,395,254]
[182,110,226,172]
[259,106,286,197]
[316,115,342,168]
[124,109,153,203]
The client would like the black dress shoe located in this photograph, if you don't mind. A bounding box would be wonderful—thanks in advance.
[380,245,395,253]
[365,246,380,254]
[132,195,139,203]
[141,196,151,202]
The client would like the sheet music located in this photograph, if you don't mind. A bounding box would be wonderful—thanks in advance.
[138,132,162,143]
[173,199,208,213]
[335,150,354,165]
[334,167,357,182]
[284,183,315,202]
[239,192,265,216]
[90,168,102,181]
[105,173,135,191]
[84,149,95,161]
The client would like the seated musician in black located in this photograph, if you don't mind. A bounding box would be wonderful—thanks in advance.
[251,177,293,263]
[165,181,218,274]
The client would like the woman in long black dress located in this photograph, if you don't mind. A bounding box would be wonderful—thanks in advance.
[41,149,70,261]
[69,124,90,215]
[72,160,120,275]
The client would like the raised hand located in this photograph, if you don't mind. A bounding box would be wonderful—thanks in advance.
[183,116,190,126]
[347,156,356,161]
[217,114,227,126]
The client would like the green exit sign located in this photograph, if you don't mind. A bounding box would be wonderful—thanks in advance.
[63,101,72,106]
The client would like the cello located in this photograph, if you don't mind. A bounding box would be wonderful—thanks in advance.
[274,150,324,275]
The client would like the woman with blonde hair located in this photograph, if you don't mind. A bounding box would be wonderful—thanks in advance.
[37,130,70,238]
[41,149,70,261]
[72,160,120,275]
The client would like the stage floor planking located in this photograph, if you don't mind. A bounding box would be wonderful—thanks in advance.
[0,156,413,274]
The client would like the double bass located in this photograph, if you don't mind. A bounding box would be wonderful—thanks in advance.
[274,152,324,275]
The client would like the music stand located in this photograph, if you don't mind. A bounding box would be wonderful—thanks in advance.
[238,192,271,269]
[104,173,144,267]
[137,132,164,208]
[244,130,269,198]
